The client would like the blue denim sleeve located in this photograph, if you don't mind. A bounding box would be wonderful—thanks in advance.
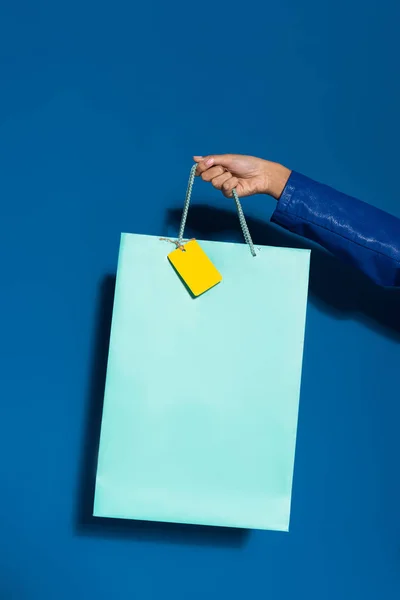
[271,171,400,287]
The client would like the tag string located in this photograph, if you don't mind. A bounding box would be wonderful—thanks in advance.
[178,164,257,257]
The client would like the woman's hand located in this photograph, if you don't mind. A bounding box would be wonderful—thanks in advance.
[194,154,291,200]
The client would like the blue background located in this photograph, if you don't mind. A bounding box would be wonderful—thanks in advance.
[1,1,399,598]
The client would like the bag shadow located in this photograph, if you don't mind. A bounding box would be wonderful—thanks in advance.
[166,203,400,342]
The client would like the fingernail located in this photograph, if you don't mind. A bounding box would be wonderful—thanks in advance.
[205,158,214,167]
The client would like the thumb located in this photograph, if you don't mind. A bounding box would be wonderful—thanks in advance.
[193,154,236,169]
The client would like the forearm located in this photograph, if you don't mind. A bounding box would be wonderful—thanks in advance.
[270,170,400,287]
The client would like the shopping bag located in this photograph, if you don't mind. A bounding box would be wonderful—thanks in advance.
[93,166,310,531]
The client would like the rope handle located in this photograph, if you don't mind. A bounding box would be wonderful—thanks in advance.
[177,164,257,257]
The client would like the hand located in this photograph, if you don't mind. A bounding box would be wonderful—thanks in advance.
[193,154,291,200]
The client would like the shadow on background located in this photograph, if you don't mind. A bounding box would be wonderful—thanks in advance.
[167,204,400,342]
[75,274,249,548]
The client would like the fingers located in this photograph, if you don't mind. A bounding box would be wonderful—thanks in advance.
[221,176,239,197]
[194,154,235,175]
[192,155,238,196]
[195,159,213,177]
[200,165,225,182]
[210,172,239,197]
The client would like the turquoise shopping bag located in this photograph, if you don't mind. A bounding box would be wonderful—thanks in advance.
[94,167,310,531]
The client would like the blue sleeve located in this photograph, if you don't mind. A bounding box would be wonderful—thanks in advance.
[271,171,400,287]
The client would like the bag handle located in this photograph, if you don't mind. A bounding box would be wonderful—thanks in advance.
[177,164,257,257]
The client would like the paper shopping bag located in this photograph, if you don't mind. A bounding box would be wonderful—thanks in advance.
[93,168,310,531]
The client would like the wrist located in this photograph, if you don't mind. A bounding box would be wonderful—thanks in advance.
[264,162,291,200]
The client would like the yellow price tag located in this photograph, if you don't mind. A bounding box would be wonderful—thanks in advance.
[167,239,222,297]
